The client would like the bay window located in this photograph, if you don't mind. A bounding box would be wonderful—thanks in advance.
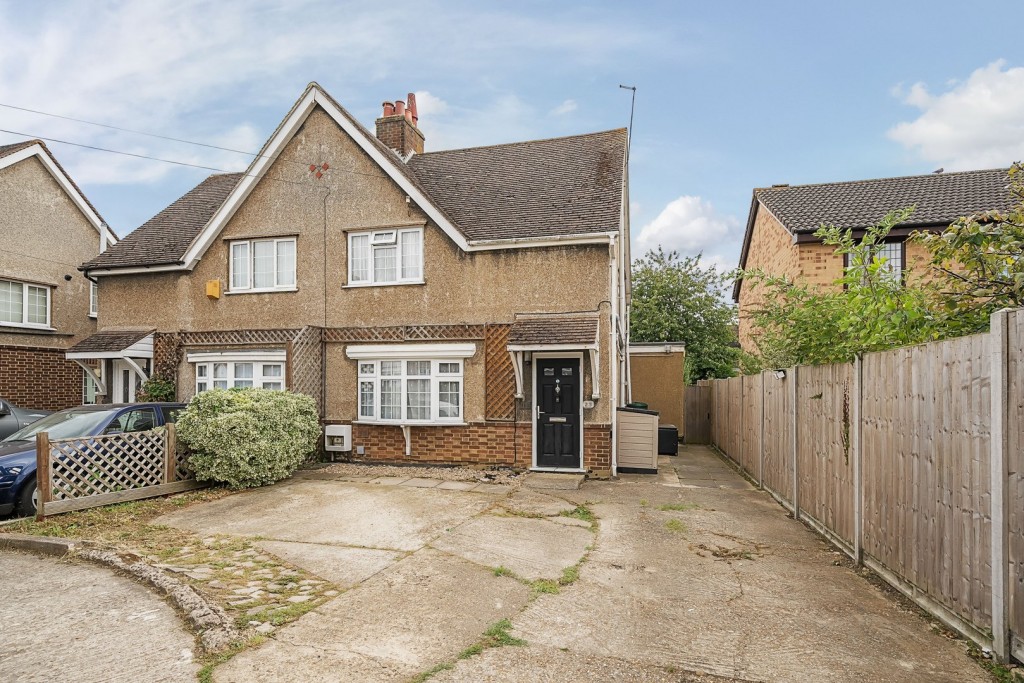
[357,359,463,423]
[348,227,423,286]
[229,238,297,292]
[0,278,50,328]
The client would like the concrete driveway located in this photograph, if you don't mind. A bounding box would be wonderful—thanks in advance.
[0,552,198,682]
[154,448,989,683]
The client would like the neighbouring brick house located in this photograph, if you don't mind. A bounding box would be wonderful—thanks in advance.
[74,83,632,476]
[734,168,1014,351]
[0,140,117,410]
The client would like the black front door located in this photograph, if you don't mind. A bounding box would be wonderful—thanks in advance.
[536,358,582,469]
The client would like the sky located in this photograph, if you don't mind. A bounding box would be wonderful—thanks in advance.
[1,1,1022,275]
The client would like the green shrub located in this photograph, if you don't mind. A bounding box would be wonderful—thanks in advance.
[176,389,320,488]
[138,376,176,402]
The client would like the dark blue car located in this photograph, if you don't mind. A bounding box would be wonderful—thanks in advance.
[0,403,185,518]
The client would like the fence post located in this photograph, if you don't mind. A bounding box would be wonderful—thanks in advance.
[759,370,765,489]
[738,376,745,472]
[164,422,177,484]
[35,431,50,521]
[990,309,1010,662]
[852,355,864,565]
[790,365,799,520]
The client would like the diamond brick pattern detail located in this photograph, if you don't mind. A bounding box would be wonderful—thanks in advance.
[179,329,298,346]
[485,324,515,421]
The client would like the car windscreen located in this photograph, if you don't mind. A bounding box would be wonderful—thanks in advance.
[2,408,120,443]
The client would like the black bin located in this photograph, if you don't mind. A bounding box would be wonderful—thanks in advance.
[658,425,679,456]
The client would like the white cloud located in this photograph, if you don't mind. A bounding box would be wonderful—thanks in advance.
[550,99,578,116]
[636,195,740,256]
[888,60,1024,170]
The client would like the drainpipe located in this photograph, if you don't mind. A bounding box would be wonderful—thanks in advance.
[609,235,619,477]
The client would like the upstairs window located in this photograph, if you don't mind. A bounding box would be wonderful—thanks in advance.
[89,281,98,317]
[229,238,297,292]
[0,279,50,329]
[844,240,905,283]
[348,227,423,286]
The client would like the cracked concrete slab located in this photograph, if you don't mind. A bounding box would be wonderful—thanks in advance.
[255,541,403,588]
[430,514,592,580]
[216,549,530,682]
[500,490,577,517]
[155,479,500,552]
[0,552,197,682]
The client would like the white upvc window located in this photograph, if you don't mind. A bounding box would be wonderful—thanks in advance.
[195,360,286,393]
[83,373,98,404]
[89,281,98,317]
[229,238,297,292]
[0,278,50,329]
[348,227,423,286]
[357,358,462,423]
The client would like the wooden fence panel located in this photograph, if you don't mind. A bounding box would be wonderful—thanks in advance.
[761,372,792,501]
[684,384,711,444]
[740,373,762,478]
[796,363,855,547]
[1007,309,1024,646]
[862,335,993,632]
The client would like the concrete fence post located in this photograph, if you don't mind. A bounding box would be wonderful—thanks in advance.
[790,365,799,520]
[852,355,864,566]
[990,309,1010,662]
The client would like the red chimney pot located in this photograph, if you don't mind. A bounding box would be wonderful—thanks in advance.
[407,93,418,126]
[382,101,395,117]
[394,100,406,117]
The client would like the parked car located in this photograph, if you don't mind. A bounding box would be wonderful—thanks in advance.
[0,398,50,441]
[0,403,185,518]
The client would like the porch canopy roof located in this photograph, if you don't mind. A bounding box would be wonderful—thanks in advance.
[506,313,601,400]
[507,314,599,351]
[66,330,154,360]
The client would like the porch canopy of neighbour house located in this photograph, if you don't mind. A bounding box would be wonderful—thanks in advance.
[506,313,601,400]
[65,329,155,395]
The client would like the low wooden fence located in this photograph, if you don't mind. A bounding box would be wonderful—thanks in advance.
[35,423,203,518]
[707,308,1024,664]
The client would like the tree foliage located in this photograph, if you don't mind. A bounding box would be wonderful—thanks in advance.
[742,208,942,368]
[630,248,738,382]
[915,161,1024,333]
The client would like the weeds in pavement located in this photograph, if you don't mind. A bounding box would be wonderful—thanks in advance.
[665,519,687,533]
[559,504,595,523]
[658,503,698,512]
[493,565,514,577]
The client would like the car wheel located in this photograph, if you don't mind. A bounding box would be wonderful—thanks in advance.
[15,476,37,517]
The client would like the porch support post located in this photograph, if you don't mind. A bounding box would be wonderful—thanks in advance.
[123,357,150,383]
[71,359,107,395]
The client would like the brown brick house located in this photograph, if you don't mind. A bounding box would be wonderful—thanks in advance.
[734,168,1014,351]
[74,83,632,476]
[0,140,117,410]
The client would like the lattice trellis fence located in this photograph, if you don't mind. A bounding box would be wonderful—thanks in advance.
[485,324,516,421]
[288,326,325,417]
[36,424,203,518]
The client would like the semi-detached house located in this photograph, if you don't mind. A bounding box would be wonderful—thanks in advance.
[73,83,633,476]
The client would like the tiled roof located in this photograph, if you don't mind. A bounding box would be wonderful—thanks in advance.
[509,316,599,346]
[408,130,626,241]
[755,168,1013,234]
[68,330,153,354]
[82,173,242,270]
[0,140,38,159]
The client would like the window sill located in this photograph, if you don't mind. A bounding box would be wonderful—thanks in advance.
[0,323,56,333]
[224,287,299,295]
[354,420,467,428]
[343,281,425,289]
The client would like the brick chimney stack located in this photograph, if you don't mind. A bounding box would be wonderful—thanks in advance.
[375,92,424,157]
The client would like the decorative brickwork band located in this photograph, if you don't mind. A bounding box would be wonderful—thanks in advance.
[484,324,515,421]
